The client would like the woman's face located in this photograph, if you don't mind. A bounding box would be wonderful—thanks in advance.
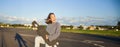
[50,14,56,22]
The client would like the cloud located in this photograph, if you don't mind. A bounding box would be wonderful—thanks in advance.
[0,14,33,24]
[57,16,117,26]
[0,14,117,26]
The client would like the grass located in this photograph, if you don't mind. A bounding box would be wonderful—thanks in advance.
[61,29,120,37]
[9,27,120,37]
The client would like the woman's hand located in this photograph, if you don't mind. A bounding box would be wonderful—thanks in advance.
[46,35,48,39]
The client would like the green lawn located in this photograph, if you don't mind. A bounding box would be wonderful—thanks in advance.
[61,29,120,37]
[12,27,120,37]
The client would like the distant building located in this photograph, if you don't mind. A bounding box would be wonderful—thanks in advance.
[61,25,71,29]
[97,27,107,30]
[66,27,71,29]
[61,25,79,29]
[0,25,4,27]
[82,26,88,30]
[73,26,79,29]
[88,25,96,30]
[82,25,96,30]
[6,25,9,27]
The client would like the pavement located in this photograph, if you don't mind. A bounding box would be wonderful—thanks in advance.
[0,27,120,47]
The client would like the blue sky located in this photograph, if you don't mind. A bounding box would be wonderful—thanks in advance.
[0,0,119,26]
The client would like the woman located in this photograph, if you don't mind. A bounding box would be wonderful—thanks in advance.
[34,13,61,47]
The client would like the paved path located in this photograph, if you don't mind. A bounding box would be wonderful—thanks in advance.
[0,27,120,47]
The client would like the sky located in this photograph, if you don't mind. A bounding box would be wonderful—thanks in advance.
[0,0,120,26]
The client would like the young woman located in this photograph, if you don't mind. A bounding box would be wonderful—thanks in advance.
[34,13,61,47]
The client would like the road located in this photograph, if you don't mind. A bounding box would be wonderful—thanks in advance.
[0,27,120,47]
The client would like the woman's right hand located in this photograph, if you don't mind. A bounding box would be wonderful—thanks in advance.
[46,35,48,40]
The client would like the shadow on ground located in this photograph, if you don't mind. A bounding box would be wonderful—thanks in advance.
[15,33,28,47]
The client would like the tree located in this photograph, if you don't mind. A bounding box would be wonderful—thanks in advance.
[117,21,120,30]
[117,21,120,26]
[78,25,83,30]
[70,25,73,29]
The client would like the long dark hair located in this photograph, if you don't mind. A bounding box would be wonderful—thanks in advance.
[45,13,55,24]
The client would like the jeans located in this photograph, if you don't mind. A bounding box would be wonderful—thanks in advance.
[34,36,57,47]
